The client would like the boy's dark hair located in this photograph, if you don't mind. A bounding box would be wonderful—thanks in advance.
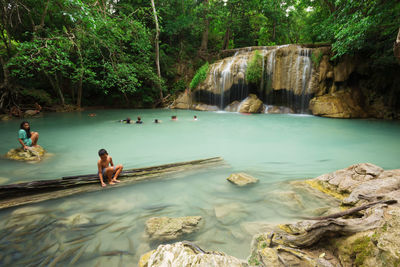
[98,149,108,156]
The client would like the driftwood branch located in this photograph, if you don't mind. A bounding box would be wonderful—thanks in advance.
[306,199,397,220]
[0,157,224,210]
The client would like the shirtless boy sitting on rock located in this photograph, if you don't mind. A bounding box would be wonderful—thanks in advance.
[97,149,123,187]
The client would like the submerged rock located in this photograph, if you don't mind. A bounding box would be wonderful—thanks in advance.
[238,94,264,113]
[227,173,259,186]
[145,216,202,242]
[6,145,46,161]
[214,203,248,225]
[60,213,91,226]
[139,242,247,267]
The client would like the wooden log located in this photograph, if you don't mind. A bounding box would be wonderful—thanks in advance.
[0,157,224,210]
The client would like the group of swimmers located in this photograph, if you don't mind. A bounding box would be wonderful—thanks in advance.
[17,114,199,188]
[119,115,197,124]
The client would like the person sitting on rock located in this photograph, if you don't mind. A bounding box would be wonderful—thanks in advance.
[18,121,39,150]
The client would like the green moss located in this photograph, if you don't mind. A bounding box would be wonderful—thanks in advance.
[311,50,324,68]
[352,236,374,266]
[189,62,209,89]
[248,252,260,266]
[305,180,349,200]
[246,50,263,84]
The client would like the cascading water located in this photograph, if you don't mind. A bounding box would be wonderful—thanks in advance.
[194,44,317,113]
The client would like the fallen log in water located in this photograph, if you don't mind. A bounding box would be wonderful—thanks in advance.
[0,157,224,210]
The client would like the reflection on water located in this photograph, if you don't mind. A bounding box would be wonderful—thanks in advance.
[0,109,400,265]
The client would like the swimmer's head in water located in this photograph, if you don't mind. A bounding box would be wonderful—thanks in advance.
[154,119,159,123]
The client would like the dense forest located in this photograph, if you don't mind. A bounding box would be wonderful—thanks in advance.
[0,0,399,113]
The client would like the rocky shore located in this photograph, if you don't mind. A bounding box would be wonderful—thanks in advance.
[139,163,400,266]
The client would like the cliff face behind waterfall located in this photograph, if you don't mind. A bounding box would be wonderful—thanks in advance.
[171,44,399,119]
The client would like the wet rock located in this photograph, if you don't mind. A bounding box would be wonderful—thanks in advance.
[6,145,46,161]
[227,173,259,186]
[139,242,247,267]
[145,216,202,242]
[309,90,367,118]
[60,213,91,226]
[265,105,294,114]
[0,176,10,185]
[24,110,40,117]
[214,203,247,225]
[240,221,274,236]
[306,163,400,205]
[170,92,192,109]
[224,101,241,112]
[238,94,264,113]
[0,114,12,121]
[192,104,219,111]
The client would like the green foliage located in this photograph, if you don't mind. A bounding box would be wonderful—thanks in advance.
[246,50,263,84]
[311,50,324,68]
[171,79,187,94]
[19,88,53,105]
[190,62,209,89]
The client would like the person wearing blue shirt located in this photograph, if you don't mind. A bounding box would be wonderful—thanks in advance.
[18,121,39,150]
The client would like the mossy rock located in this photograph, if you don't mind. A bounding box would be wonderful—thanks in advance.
[6,146,46,161]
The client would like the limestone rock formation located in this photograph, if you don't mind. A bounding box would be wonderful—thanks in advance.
[238,94,264,113]
[139,242,248,267]
[265,105,294,114]
[170,92,192,109]
[248,163,400,267]
[224,101,241,112]
[192,104,219,111]
[307,163,400,206]
[227,173,259,186]
[309,90,367,118]
[333,56,356,82]
[145,216,202,242]
[6,145,45,161]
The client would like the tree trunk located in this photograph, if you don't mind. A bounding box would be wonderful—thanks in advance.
[200,19,209,52]
[45,72,65,106]
[151,0,163,103]
[222,28,230,50]
[395,28,400,62]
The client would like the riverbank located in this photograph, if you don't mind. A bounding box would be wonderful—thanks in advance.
[139,163,400,266]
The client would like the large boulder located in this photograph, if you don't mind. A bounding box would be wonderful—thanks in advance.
[6,145,45,161]
[227,173,259,186]
[309,90,367,118]
[306,163,400,205]
[224,101,241,112]
[265,105,294,114]
[238,94,264,113]
[139,242,247,267]
[145,216,202,242]
[170,92,192,109]
[192,104,219,111]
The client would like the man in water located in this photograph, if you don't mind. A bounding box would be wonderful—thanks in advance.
[18,121,39,149]
[136,116,143,124]
[97,149,123,187]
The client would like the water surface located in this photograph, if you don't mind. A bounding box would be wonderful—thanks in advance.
[0,109,399,265]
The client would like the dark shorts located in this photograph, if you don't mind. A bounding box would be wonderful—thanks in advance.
[102,166,116,179]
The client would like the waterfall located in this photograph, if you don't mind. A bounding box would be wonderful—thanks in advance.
[194,45,317,113]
